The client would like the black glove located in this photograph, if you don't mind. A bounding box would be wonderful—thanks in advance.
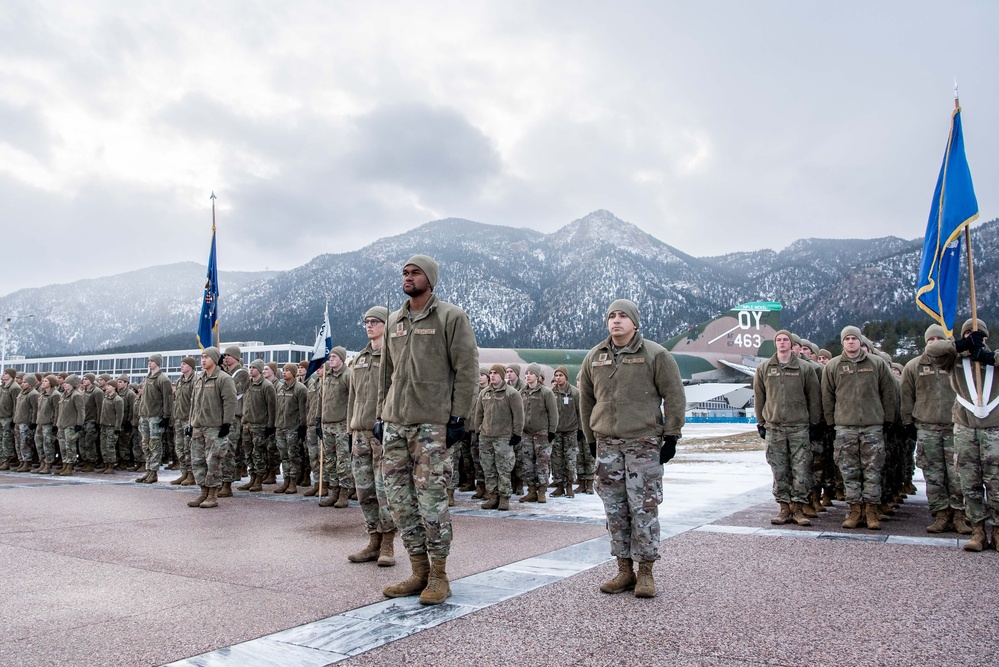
[510,434,522,448]
[74,424,82,433]
[883,422,893,435]
[315,421,323,439]
[971,347,996,366]
[547,431,556,443]
[808,424,822,442]
[956,332,985,353]
[757,424,766,440]
[445,416,465,449]
[576,429,585,444]
[904,423,917,441]
[264,426,276,438]
[159,417,170,429]
[588,441,596,457]
[184,425,192,436]
[373,419,384,443]
[29,423,37,430]
[218,423,230,438]
[297,425,307,440]
[660,435,677,464]
[347,433,353,452]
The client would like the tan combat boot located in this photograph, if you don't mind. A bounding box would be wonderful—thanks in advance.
[134,470,150,483]
[963,522,986,552]
[80,462,95,473]
[383,553,431,598]
[771,502,792,525]
[497,495,510,511]
[480,493,498,510]
[471,481,486,499]
[144,470,158,484]
[810,491,827,513]
[800,500,818,519]
[180,471,196,486]
[59,463,74,476]
[519,486,538,503]
[170,471,186,485]
[378,531,396,567]
[821,489,834,507]
[187,486,209,508]
[573,481,586,494]
[200,486,219,509]
[842,503,863,529]
[273,474,290,494]
[284,478,298,494]
[537,486,547,504]
[32,462,49,475]
[564,481,575,498]
[586,479,596,494]
[991,526,999,551]
[790,502,812,526]
[551,483,565,497]
[952,509,973,535]
[926,510,951,533]
[634,561,656,598]
[334,487,350,507]
[262,468,277,485]
[447,488,455,507]
[217,482,233,497]
[348,533,382,563]
[302,481,320,497]
[319,485,339,507]
[0,460,8,471]
[247,475,263,492]
[600,557,636,594]
[102,463,116,474]
[419,557,452,605]
[237,476,256,492]
[864,503,881,531]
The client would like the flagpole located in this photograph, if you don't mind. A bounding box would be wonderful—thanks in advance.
[955,91,984,406]
[211,192,220,347]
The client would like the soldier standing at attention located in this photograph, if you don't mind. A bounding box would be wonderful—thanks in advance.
[303,361,324,498]
[80,373,100,472]
[345,306,397,565]
[186,347,237,509]
[31,375,59,474]
[822,326,896,531]
[13,374,39,472]
[550,365,581,498]
[137,354,173,484]
[220,346,250,497]
[473,364,524,512]
[274,362,307,494]
[379,255,479,606]
[238,359,276,492]
[518,363,559,504]
[56,374,85,476]
[170,357,197,487]
[580,299,685,599]
[754,330,822,526]
[1,368,21,470]
[98,378,124,474]
[901,325,967,534]
[320,347,353,508]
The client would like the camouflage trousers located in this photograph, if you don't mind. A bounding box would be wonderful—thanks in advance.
[242,424,269,477]
[13,418,23,461]
[576,435,596,481]
[550,431,579,485]
[953,423,999,525]
[1,417,15,462]
[352,430,394,534]
[18,423,37,463]
[220,420,241,483]
[100,426,119,464]
[448,441,462,490]
[596,436,663,562]
[810,426,838,495]
[915,424,962,514]
[131,426,142,462]
[81,420,99,464]
[34,425,57,464]
[382,422,453,558]
[765,424,812,504]
[469,432,483,481]
[138,417,164,472]
[267,432,280,471]
[191,426,231,489]
[479,435,516,497]
[306,422,320,481]
[460,432,479,484]
[174,424,192,474]
[322,422,353,489]
[833,426,885,504]
[519,432,553,488]
[275,428,302,480]
[59,427,81,465]
[116,427,134,466]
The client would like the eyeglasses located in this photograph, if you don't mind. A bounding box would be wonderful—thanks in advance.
[363,319,383,326]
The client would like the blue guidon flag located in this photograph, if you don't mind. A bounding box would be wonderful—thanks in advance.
[305,303,332,381]
[197,200,220,349]
[915,103,979,338]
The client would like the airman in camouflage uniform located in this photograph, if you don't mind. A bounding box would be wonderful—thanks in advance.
[320,347,353,508]
[473,364,524,511]
[31,376,59,474]
[137,354,173,484]
[302,362,323,497]
[79,373,100,472]
[754,330,822,526]
[220,346,250,496]
[901,324,966,534]
[98,380,124,473]
[0,368,20,469]
[464,370,488,498]
[116,375,139,470]
[262,362,282,482]
[186,347,237,509]
[926,318,999,551]
[238,359,276,492]
[518,363,559,503]
[505,364,527,494]
[345,306,397,565]
[170,357,197,486]
[379,255,479,606]
[575,368,597,495]
[274,362,308,494]
[822,326,896,531]
[580,299,685,599]
[550,365,581,498]
[13,374,39,472]
[56,374,86,475]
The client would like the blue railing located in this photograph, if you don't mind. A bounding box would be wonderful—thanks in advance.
[685,416,757,424]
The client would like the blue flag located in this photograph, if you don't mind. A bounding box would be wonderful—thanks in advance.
[305,303,332,380]
[196,224,219,349]
[915,105,979,338]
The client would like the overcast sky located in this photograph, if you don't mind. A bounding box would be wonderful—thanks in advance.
[1,1,996,295]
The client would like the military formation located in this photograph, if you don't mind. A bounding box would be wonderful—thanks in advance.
[754,319,999,553]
